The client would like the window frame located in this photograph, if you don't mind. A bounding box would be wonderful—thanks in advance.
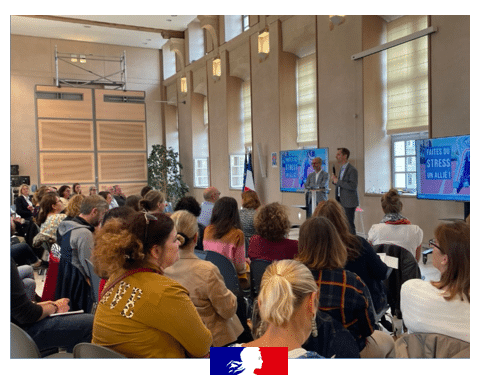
[193,157,209,188]
[229,154,246,190]
[391,131,428,193]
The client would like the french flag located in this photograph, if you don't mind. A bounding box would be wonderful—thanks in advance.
[210,347,288,375]
[243,152,255,192]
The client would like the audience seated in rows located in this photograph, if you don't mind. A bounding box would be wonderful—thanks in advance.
[55,195,109,312]
[401,221,469,343]
[295,216,395,358]
[313,199,389,314]
[174,196,205,250]
[248,202,298,262]
[164,210,244,346]
[368,189,423,261]
[203,197,248,286]
[239,190,261,250]
[91,211,212,358]
[232,259,323,359]
[11,258,94,356]
[198,187,220,227]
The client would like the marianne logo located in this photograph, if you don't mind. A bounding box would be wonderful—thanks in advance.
[210,347,288,375]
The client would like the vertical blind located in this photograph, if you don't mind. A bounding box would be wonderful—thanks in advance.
[386,15,429,134]
[296,54,317,144]
[242,81,252,146]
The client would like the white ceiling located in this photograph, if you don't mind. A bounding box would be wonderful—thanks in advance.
[11,15,404,50]
[10,15,198,50]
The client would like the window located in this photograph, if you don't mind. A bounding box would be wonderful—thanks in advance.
[224,15,243,42]
[296,54,317,145]
[241,81,252,146]
[242,15,249,31]
[391,132,428,192]
[386,16,429,134]
[230,154,245,189]
[194,158,209,188]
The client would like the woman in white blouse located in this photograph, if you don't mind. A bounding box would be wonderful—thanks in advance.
[368,189,423,261]
[401,221,470,342]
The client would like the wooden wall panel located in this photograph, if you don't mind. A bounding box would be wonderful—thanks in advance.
[98,182,147,197]
[40,153,95,184]
[94,89,146,121]
[38,119,94,151]
[36,86,93,119]
[97,121,146,151]
[98,153,147,182]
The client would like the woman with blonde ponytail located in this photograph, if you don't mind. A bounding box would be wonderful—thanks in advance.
[164,210,244,347]
[230,259,323,358]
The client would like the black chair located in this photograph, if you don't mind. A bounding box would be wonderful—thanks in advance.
[204,250,253,342]
[249,259,271,300]
[205,250,243,296]
[85,259,101,313]
[10,322,73,358]
[374,244,422,319]
[73,342,126,358]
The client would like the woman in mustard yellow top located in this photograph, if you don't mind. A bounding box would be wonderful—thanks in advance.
[91,212,212,358]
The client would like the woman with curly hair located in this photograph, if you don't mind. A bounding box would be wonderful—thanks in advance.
[248,202,298,262]
[91,211,212,358]
[239,190,261,250]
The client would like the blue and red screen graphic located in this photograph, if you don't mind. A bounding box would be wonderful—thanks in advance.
[210,347,288,375]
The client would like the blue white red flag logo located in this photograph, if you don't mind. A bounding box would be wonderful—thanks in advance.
[210,347,288,375]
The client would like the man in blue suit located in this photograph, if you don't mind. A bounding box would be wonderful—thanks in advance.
[332,148,359,234]
[305,157,329,218]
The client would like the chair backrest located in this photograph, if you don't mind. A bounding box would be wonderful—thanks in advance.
[73,342,126,358]
[85,259,101,305]
[11,322,41,358]
[374,243,421,318]
[249,259,272,300]
[204,251,241,295]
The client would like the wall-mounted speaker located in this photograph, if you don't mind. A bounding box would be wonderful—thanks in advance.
[11,165,19,175]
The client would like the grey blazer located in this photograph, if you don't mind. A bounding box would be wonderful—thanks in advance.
[335,163,359,208]
[305,170,329,204]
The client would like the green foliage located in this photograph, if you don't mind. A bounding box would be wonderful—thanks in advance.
[147,144,189,207]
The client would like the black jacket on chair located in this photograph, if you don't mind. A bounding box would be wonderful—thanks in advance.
[373,243,421,319]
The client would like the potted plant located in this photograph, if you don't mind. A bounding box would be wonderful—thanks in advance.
[147,144,189,208]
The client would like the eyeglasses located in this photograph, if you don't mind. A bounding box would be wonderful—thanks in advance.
[143,212,158,247]
[429,238,443,253]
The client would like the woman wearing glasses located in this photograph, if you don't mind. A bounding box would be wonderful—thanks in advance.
[91,212,212,358]
[36,192,67,242]
[401,221,470,342]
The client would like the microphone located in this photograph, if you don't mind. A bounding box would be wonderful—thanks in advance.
[332,166,336,176]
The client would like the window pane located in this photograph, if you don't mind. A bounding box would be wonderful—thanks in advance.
[395,173,405,188]
[406,156,416,172]
[405,140,416,155]
[406,173,416,189]
[393,141,405,156]
[394,157,406,172]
